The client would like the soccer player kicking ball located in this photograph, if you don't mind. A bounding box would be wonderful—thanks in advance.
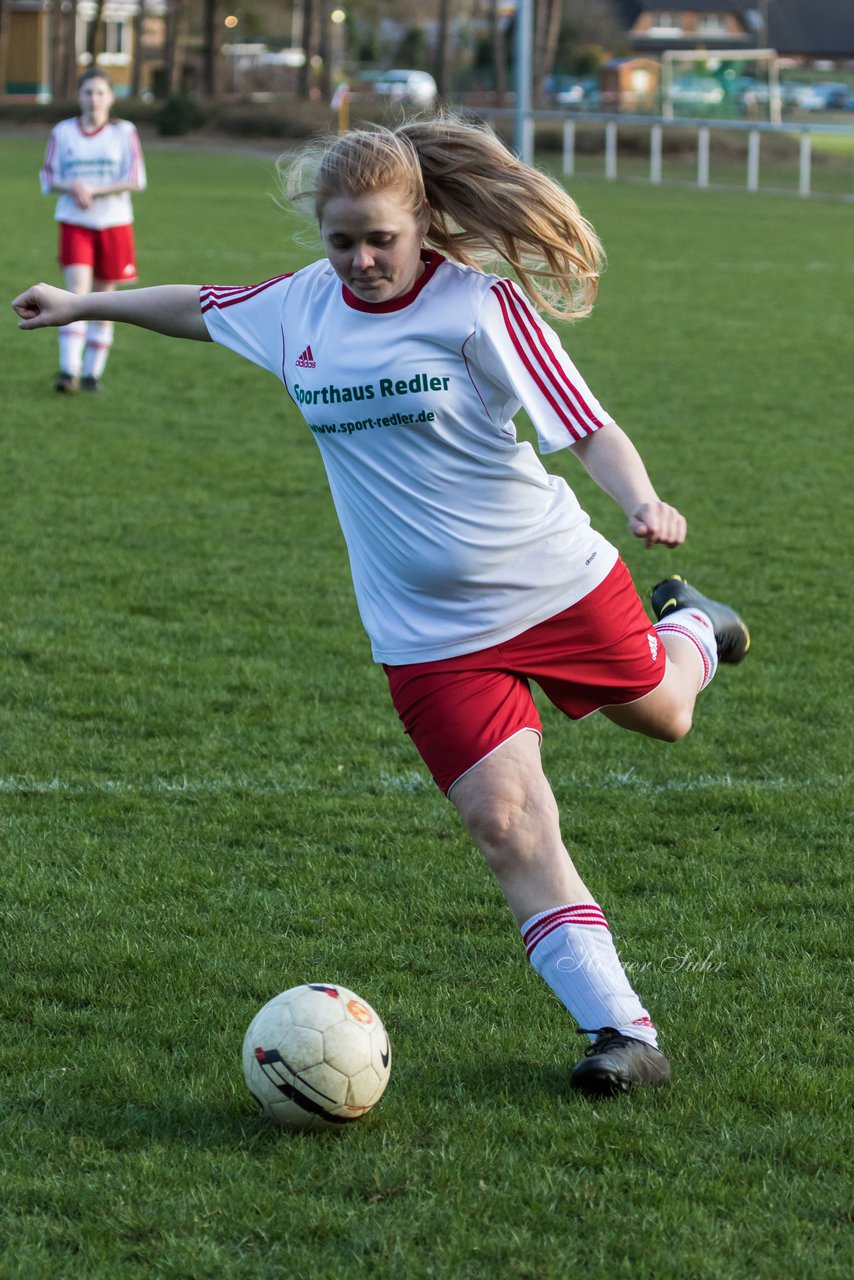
[39,68,146,393]
[13,118,750,1099]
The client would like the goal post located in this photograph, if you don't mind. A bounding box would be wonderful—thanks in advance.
[661,48,782,125]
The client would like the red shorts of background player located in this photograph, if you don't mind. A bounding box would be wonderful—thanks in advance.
[385,558,666,795]
[58,222,138,283]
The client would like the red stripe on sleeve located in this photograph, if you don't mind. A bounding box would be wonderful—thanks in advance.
[129,128,143,185]
[200,273,293,313]
[501,281,605,432]
[41,135,57,187]
[492,284,584,441]
[493,281,605,438]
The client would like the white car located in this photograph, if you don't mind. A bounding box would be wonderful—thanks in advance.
[372,69,438,107]
[668,75,725,106]
[796,83,848,111]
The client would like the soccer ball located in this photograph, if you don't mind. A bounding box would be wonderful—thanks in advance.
[242,983,392,1130]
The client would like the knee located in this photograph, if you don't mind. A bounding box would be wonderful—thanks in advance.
[464,796,523,865]
[651,706,694,743]
[450,735,560,876]
[464,793,549,878]
[627,686,695,742]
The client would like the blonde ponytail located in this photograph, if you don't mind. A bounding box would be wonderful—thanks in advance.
[282,115,603,320]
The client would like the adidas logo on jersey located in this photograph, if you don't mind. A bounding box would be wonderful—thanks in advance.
[647,633,659,662]
[295,345,316,368]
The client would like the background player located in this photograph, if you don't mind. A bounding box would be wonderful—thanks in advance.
[40,67,146,392]
[13,118,749,1098]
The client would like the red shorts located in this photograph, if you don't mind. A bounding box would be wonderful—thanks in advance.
[385,558,666,794]
[58,223,138,283]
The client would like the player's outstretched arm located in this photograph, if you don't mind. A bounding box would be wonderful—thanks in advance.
[12,284,211,342]
[570,421,687,549]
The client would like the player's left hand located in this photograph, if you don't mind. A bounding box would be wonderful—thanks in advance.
[629,502,687,548]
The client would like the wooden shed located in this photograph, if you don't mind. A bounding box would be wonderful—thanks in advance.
[600,56,661,111]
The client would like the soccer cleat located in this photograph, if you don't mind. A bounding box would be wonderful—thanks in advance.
[81,375,101,392]
[570,1027,670,1098]
[55,371,80,394]
[650,574,750,663]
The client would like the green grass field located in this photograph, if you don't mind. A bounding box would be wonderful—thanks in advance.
[1,134,851,1279]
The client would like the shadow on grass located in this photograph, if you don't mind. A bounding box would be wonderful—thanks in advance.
[7,1094,312,1151]
[9,1055,596,1154]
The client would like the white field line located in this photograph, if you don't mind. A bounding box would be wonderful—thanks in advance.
[643,259,853,273]
[0,771,847,798]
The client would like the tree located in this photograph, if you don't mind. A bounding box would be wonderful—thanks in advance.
[489,0,508,105]
[57,0,80,101]
[86,0,106,62]
[162,0,186,95]
[317,0,331,99]
[533,0,562,106]
[297,0,314,98]
[434,0,451,100]
[131,3,144,97]
[0,0,10,100]
[201,0,217,97]
[556,0,624,71]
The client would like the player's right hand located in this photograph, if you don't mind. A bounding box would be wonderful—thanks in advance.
[69,179,94,210]
[12,284,77,330]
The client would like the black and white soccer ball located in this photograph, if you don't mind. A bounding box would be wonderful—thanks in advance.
[242,983,392,1130]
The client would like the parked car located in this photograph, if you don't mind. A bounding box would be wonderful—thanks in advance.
[554,81,585,106]
[371,69,438,108]
[553,77,600,109]
[667,75,725,107]
[721,74,801,112]
[796,83,850,111]
[778,81,807,108]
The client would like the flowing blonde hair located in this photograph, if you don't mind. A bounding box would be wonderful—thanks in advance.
[281,116,603,320]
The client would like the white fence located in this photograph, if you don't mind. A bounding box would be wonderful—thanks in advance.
[477,110,854,201]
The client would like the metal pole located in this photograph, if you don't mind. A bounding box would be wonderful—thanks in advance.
[513,0,533,163]
[650,123,662,183]
[697,126,710,188]
[798,133,811,197]
[605,121,617,180]
[747,129,760,192]
[562,120,575,177]
[662,52,674,121]
[769,57,782,127]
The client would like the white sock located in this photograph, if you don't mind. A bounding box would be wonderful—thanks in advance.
[522,903,658,1047]
[58,323,87,377]
[82,321,114,380]
[655,607,718,690]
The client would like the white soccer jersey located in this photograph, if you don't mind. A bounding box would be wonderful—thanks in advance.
[201,252,619,664]
[41,118,146,230]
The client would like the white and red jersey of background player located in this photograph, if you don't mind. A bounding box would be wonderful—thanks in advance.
[41,118,146,230]
[201,251,619,665]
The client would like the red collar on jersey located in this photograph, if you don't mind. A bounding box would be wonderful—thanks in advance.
[341,248,445,313]
[76,118,110,137]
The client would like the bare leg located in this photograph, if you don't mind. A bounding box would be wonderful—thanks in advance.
[449,729,593,926]
[601,633,705,741]
[81,278,117,383]
[56,264,95,381]
[63,263,94,295]
[448,631,707,911]
[449,728,662,1067]
[58,267,118,385]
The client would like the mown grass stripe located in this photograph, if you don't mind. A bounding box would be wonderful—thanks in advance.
[0,771,848,797]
